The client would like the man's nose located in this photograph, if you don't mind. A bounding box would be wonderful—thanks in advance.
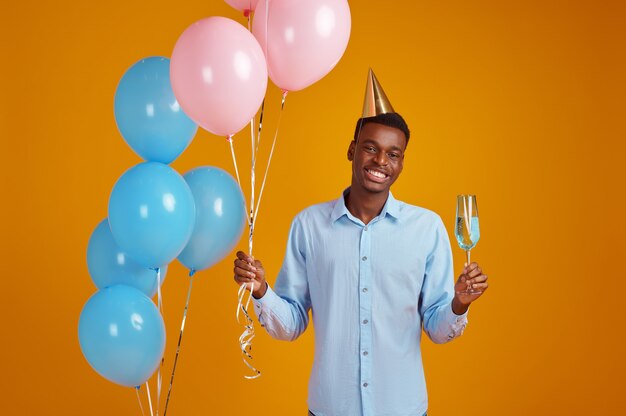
[374,152,388,166]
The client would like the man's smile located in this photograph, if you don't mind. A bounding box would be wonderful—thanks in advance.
[365,167,390,182]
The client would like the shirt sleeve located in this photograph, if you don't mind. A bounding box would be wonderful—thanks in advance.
[252,215,311,341]
[419,215,469,344]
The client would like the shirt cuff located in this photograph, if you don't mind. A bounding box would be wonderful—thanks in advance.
[445,301,469,339]
[252,284,281,319]
[450,302,469,319]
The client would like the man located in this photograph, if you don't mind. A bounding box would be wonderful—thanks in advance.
[234,70,488,416]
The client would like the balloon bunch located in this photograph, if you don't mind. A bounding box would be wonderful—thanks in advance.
[79,56,246,414]
[79,57,197,397]
[80,0,351,413]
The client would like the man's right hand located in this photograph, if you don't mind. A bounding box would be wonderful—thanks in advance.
[233,251,268,299]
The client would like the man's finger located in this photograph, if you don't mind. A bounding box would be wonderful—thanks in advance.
[469,282,488,291]
[233,273,249,283]
[236,251,254,263]
[467,274,488,285]
[234,266,256,280]
[467,267,482,279]
[235,259,257,272]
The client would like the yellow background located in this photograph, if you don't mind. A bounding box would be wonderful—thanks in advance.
[1,0,624,414]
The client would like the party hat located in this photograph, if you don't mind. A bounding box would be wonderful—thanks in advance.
[362,68,395,118]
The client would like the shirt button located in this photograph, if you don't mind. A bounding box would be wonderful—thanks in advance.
[363,382,368,388]
[362,319,368,324]
[362,288,368,293]
[363,351,368,356]
[364,226,368,231]
[362,256,367,261]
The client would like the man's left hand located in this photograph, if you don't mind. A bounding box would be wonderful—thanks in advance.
[452,262,488,315]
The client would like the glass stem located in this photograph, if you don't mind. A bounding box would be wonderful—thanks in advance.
[466,250,471,266]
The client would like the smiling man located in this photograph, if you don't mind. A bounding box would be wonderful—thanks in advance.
[234,70,488,416]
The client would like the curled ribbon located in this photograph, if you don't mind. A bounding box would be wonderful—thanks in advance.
[237,282,261,379]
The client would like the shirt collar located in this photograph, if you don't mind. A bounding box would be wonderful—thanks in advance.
[330,187,400,224]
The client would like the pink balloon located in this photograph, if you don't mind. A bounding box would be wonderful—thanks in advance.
[171,17,268,137]
[253,0,351,92]
[225,0,259,14]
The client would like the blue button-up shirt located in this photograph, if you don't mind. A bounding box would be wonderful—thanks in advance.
[253,190,468,416]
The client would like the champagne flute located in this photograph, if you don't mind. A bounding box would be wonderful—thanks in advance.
[455,195,481,294]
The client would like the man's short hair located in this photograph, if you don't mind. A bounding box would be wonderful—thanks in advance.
[353,112,411,144]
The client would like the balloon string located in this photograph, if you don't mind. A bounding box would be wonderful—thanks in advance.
[156,268,163,315]
[163,270,195,416]
[227,135,242,188]
[157,363,162,416]
[155,267,162,416]
[254,91,287,223]
[249,117,256,256]
[228,134,252,233]
[235,281,249,324]
[237,282,261,379]
[254,100,265,164]
[238,101,263,376]
[136,386,146,416]
[145,381,155,416]
[248,100,266,257]
[234,95,272,381]
[250,111,256,166]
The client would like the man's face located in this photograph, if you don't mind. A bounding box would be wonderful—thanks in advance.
[347,122,406,195]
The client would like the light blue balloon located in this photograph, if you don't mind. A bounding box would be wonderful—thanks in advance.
[178,166,246,271]
[78,285,166,387]
[87,218,167,297]
[108,162,196,268]
[114,56,198,164]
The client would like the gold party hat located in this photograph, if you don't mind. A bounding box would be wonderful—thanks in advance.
[362,68,395,118]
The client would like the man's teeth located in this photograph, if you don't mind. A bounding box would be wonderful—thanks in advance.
[367,169,386,178]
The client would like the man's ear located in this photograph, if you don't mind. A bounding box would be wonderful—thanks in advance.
[347,140,356,161]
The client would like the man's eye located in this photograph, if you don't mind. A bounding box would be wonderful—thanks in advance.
[388,153,400,159]
[364,146,376,153]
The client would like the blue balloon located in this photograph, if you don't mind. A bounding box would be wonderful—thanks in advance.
[178,166,246,271]
[114,56,198,164]
[78,285,165,387]
[87,218,168,297]
[109,162,196,268]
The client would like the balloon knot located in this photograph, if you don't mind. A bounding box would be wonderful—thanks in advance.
[243,9,251,17]
[189,269,196,277]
